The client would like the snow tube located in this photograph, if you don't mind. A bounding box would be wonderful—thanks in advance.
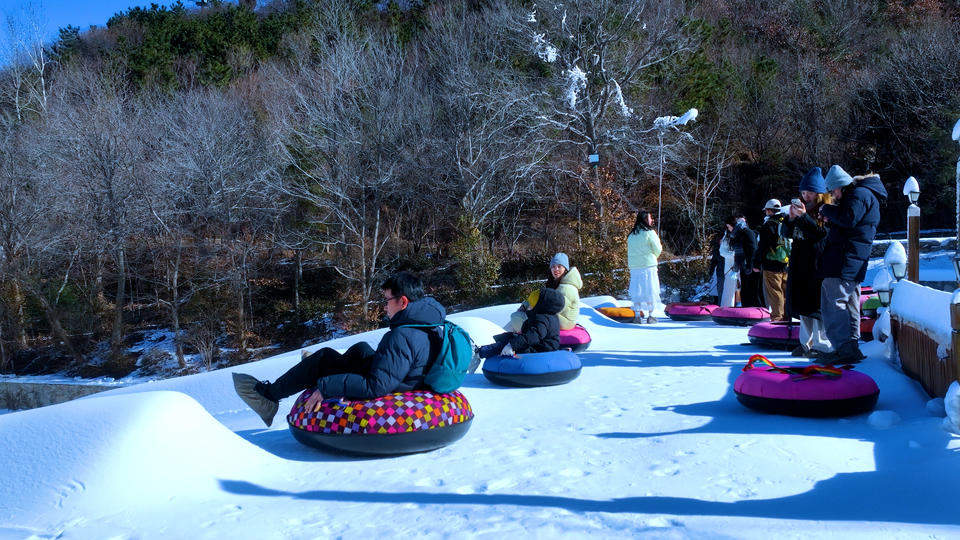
[711,306,771,326]
[597,306,637,323]
[747,321,800,349]
[482,350,582,387]
[734,355,879,417]
[559,324,592,352]
[286,390,473,456]
[860,286,874,295]
[666,302,718,321]
[861,316,875,342]
[861,296,881,319]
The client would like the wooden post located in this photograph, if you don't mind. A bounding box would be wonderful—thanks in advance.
[908,204,920,282]
[952,302,960,384]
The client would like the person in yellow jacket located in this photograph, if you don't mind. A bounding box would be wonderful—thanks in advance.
[627,210,662,323]
[509,252,583,332]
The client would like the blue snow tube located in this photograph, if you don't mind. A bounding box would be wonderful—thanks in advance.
[482,350,582,387]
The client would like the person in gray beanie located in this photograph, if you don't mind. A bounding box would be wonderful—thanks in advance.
[509,252,583,332]
[816,165,887,364]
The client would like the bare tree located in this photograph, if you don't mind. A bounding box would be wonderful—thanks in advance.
[513,0,694,220]
[0,119,84,366]
[145,88,282,359]
[43,65,147,369]
[0,1,52,122]
[268,15,427,320]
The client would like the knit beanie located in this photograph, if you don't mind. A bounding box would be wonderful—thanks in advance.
[550,252,569,270]
[824,165,854,192]
[799,167,826,193]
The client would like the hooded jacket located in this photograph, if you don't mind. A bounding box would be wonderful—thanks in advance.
[508,287,564,354]
[819,174,888,282]
[553,267,583,330]
[317,296,445,399]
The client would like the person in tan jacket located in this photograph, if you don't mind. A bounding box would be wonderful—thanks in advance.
[509,252,583,332]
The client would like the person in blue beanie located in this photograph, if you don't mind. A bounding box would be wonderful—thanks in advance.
[816,165,888,364]
[783,167,834,358]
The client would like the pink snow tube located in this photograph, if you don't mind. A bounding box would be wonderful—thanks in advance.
[559,324,591,353]
[711,306,770,326]
[734,355,879,417]
[665,302,719,321]
[747,321,800,349]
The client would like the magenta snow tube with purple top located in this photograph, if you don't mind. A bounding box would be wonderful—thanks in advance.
[665,302,719,321]
[748,321,801,349]
[559,324,591,352]
[711,306,770,326]
[735,361,879,417]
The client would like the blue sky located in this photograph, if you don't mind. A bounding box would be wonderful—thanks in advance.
[0,1,182,42]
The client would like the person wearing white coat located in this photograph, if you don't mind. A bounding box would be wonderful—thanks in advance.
[627,210,663,323]
[719,222,738,307]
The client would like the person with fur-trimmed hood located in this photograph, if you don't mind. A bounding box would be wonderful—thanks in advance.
[783,167,834,358]
[816,165,888,365]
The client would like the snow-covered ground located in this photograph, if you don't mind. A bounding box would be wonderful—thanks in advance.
[1,297,958,538]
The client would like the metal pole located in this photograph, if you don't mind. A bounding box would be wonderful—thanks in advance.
[657,131,664,235]
[908,203,920,282]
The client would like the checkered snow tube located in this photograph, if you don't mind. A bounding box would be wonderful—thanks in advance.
[286,390,474,456]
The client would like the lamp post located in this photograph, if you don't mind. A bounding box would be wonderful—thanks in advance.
[873,267,893,308]
[653,108,698,235]
[903,176,920,282]
[884,241,907,282]
[952,118,960,291]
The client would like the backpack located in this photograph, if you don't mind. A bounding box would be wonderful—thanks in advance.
[400,321,477,393]
[765,221,792,264]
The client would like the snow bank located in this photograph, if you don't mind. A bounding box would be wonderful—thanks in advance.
[0,391,271,529]
[890,280,952,354]
[945,381,960,434]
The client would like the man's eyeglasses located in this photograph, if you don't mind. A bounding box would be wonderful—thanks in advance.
[382,295,401,305]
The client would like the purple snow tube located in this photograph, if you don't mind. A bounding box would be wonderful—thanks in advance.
[747,321,801,349]
[559,324,591,353]
[710,306,771,326]
[735,361,879,417]
[665,302,719,321]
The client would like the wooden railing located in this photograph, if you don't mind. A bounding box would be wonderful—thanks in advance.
[891,317,958,398]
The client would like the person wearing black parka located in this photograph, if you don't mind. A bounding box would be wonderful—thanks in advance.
[232,272,445,427]
[817,165,888,364]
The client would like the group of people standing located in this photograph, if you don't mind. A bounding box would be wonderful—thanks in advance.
[711,165,888,364]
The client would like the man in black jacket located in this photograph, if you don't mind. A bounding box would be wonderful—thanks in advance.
[477,287,565,358]
[730,214,763,307]
[817,165,888,364]
[233,272,444,427]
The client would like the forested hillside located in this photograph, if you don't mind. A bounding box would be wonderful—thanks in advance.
[1,0,958,376]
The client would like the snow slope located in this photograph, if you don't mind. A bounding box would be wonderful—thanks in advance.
[1,299,959,538]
